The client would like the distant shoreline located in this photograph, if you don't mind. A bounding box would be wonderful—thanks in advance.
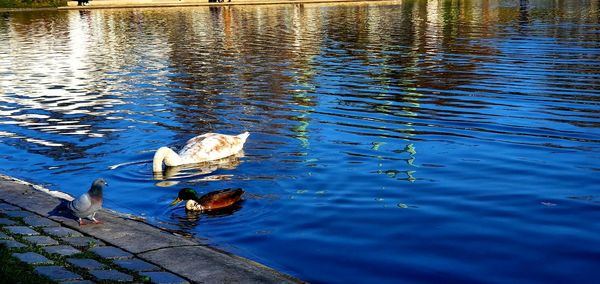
[0,0,395,12]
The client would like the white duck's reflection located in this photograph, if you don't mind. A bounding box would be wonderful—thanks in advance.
[153,151,244,186]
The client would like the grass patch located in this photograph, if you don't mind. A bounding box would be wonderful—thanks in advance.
[0,244,55,284]
[1,214,151,283]
[0,0,67,8]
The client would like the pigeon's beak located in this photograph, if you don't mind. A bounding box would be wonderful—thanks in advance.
[169,197,182,206]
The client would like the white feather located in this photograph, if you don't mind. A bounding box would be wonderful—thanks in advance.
[153,132,249,172]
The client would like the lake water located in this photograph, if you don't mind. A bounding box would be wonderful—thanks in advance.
[1,0,599,282]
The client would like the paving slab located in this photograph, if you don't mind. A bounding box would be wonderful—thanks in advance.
[114,258,160,272]
[4,226,39,235]
[24,235,60,246]
[0,179,65,217]
[44,245,81,256]
[4,210,37,218]
[0,218,17,225]
[61,236,104,249]
[89,246,133,259]
[67,258,106,270]
[35,266,83,281]
[12,252,54,265]
[0,202,20,211]
[139,246,296,283]
[43,226,83,237]
[72,210,199,254]
[60,281,95,284]
[89,269,134,282]
[23,216,60,227]
[140,271,190,284]
[0,239,26,248]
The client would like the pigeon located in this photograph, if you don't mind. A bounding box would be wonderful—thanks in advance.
[68,178,108,226]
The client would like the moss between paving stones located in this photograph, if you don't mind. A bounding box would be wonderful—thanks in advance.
[0,214,151,283]
[0,244,55,284]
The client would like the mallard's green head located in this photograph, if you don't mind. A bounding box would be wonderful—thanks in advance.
[170,188,198,206]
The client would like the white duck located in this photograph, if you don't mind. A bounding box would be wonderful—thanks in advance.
[152,132,249,172]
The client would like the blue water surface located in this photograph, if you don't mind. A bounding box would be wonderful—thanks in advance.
[1,1,599,282]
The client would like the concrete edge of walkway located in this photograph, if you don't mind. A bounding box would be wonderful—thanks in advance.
[0,174,303,283]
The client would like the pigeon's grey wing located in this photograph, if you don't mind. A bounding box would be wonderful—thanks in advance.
[68,193,92,217]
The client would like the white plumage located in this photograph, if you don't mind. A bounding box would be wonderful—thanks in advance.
[152,132,249,172]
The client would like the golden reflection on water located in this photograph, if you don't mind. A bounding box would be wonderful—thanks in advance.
[2,0,593,159]
[0,1,596,154]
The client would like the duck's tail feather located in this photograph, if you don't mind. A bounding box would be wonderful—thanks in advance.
[238,132,250,142]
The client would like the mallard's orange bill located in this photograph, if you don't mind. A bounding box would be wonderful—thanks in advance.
[169,197,182,206]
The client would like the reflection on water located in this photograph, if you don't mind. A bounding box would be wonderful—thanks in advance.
[152,151,244,183]
[1,1,600,283]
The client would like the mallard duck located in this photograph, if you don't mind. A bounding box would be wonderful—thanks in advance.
[153,132,249,173]
[68,178,108,226]
[170,188,244,211]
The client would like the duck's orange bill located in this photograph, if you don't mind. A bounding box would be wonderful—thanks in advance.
[169,197,182,206]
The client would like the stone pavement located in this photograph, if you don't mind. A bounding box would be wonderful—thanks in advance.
[0,175,301,283]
